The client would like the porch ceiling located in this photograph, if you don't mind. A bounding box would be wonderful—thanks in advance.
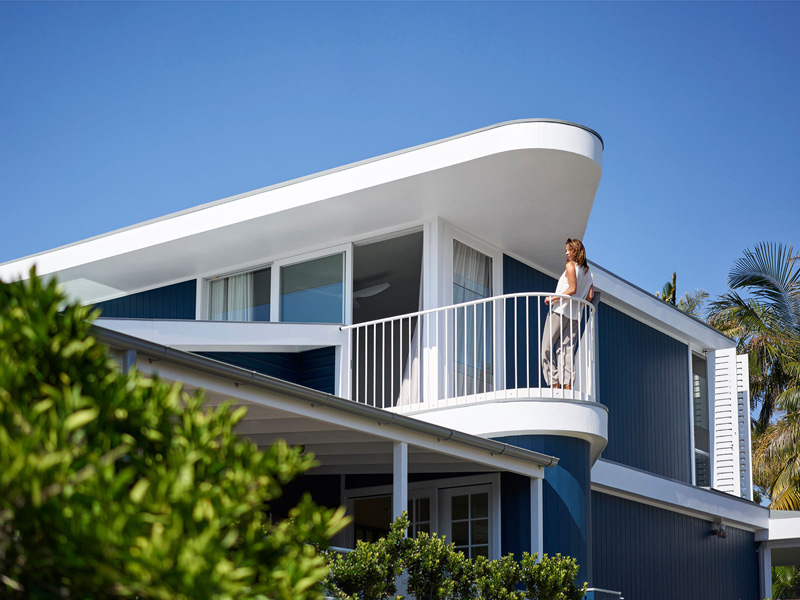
[2,120,602,303]
[202,393,511,476]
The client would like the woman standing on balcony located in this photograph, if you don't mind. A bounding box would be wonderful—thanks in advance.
[541,238,594,390]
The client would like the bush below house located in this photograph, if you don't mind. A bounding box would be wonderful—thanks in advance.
[323,514,586,600]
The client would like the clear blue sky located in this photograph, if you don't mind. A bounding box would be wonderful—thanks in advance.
[1,1,798,305]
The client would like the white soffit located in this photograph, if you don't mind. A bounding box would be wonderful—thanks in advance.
[0,120,603,302]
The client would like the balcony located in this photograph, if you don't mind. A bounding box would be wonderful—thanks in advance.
[341,292,597,414]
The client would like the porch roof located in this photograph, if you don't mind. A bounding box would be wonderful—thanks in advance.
[95,325,557,480]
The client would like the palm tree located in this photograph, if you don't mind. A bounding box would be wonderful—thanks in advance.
[708,242,800,509]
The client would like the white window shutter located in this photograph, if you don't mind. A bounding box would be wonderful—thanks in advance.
[737,354,753,501]
[713,348,740,496]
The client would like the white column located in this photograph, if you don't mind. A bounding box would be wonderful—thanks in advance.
[121,349,137,374]
[335,343,351,400]
[530,478,544,558]
[759,542,773,599]
[393,442,409,522]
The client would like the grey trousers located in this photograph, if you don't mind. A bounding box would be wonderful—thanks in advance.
[541,312,580,386]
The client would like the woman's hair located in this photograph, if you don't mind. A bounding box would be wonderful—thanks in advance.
[566,238,588,270]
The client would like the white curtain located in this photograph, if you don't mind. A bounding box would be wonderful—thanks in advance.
[227,273,254,321]
[397,271,424,406]
[209,279,226,320]
[453,241,493,397]
[210,273,254,321]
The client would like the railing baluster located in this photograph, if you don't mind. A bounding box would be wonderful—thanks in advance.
[340,293,595,411]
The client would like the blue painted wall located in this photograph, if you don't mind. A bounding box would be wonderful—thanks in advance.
[592,492,759,600]
[197,347,336,394]
[495,435,591,585]
[503,255,560,389]
[93,280,196,319]
[598,303,692,482]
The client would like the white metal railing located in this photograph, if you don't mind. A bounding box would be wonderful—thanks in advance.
[341,293,596,413]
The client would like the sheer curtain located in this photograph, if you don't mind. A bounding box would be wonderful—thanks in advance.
[452,241,493,397]
[210,273,254,321]
[228,273,254,321]
[398,272,424,406]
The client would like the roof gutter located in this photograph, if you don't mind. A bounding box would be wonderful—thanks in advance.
[92,325,559,469]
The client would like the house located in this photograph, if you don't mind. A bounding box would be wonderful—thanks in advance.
[3,119,799,599]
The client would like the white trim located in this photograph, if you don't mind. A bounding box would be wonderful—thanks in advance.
[393,442,409,521]
[591,460,769,531]
[531,478,544,557]
[759,542,773,599]
[688,347,697,486]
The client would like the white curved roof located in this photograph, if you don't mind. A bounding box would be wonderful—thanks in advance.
[0,119,603,301]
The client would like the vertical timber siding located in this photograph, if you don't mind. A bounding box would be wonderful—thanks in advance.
[93,280,196,319]
[196,348,336,394]
[495,435,591,584]
[502,255,559,389]
[598,303,692,482]
[592,492,759,600]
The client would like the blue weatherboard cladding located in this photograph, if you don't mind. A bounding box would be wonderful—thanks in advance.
[494,435,591,585]
[93,280,197,319]
[592,492,759,600]
[597,303,692,481]
[196,348,336,394]
[502,255,559,389]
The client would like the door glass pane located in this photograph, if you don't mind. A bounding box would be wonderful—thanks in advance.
[417,497,430,522]
[280,253,344,323]
[453,241,493,396]
[452,494,469,520]
[353,495,391,543]
[472,519,488,544]
[471,492,488,518]
[452,521,469,546]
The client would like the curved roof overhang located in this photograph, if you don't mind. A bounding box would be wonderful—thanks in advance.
[0,119,603,303]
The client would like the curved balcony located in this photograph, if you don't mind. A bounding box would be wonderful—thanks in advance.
[341,292,597,411]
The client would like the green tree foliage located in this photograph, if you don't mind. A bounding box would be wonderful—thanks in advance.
[324,514,410,600]
[708,243,800,508]
[325,515,585,600]
[656,271,677,306]
[0,272,347,599]
[519,553,586,600]
[473,554,524,600]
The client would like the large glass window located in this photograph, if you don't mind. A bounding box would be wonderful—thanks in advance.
[209,267,271,321]
[453,240,494,396]
[280,253,345,323]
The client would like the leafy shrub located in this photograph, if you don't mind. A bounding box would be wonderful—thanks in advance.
[474,554,524,600]
[0,272,347,599]
[404,531,476,600]
[519,552,587,600]
[324,514,410,600]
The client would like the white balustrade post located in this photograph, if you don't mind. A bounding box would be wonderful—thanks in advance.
[393,442,409,523]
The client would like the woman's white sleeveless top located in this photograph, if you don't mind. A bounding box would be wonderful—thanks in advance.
[553,263,593,320]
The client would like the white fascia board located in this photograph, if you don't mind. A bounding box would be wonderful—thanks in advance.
[590,263,733,351]
[134,358,546,479]
[756,513,800,543]
[592,460,769,530]
[95,318,348,353]
[0,120,602,282]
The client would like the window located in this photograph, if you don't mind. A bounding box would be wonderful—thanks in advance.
[453,240,494,396]
[280,253,345,323]
[440,484,494,558]
[692,354,711,487]
[209,267,271,322]
[206,245,350,324]
[408,496,432,537]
